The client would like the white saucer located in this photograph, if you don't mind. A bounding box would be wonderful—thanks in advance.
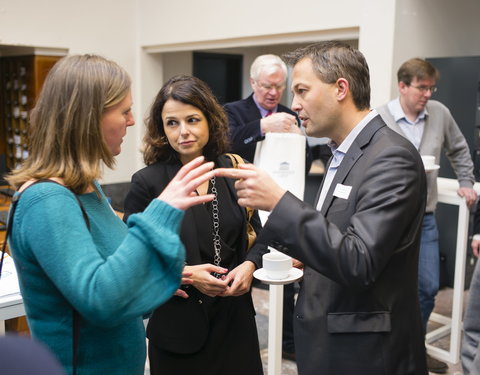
[253,267,303,285]
[424,164,440,172]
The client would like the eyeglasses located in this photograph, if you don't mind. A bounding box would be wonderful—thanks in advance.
[410,84,437,94]
[256,81,286,91]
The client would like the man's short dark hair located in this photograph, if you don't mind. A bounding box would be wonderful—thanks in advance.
[397,58,439,85]
[282,41,371,110]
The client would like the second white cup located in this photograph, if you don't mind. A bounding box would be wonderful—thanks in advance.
[421,155,435,168]
[263,252,292,280]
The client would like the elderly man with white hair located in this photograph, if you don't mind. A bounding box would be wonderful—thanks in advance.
[225,54,305,163]
[224,54,312,361]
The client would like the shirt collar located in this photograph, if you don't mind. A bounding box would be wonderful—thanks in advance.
[388,98,428,124]
[252,94,277,117]
[330,109,378,156]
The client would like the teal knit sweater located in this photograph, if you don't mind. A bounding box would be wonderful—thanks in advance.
[9,181,185,374]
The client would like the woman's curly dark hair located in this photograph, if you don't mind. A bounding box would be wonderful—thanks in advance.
[143,75,230,165]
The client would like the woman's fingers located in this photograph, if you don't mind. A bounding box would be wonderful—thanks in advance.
[174,289,189,299]
[173,156,206,180]
[182,162,215,186]
[157,159,215,210]
[183,193,215,207]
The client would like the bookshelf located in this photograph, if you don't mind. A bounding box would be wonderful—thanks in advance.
[0,55,62,172]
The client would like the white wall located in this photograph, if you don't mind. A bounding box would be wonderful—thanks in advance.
[390,0,480,98]
[137,0,397,108]
[2,0,480,184]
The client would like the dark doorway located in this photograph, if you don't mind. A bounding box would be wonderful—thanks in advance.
[193,52,242,104]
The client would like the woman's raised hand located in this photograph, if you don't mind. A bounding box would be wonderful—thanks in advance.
[157,156,215,210]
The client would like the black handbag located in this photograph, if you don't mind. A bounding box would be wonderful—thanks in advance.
[0,180,88,375]
[147,287,210,354]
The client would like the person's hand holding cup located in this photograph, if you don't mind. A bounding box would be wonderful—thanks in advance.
[262,251,293,280]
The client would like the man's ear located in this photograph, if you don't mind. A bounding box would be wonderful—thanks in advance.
[398,81,408,94]
[336,78,349,101]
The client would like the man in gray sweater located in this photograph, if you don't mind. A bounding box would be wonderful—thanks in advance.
[377,57,477,374]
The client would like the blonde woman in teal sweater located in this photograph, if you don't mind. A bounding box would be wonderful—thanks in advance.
[5,55,215,375]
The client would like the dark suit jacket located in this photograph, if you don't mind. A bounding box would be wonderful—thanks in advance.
[224,94,312,170]
[123,155,264,352]
[257,115,428,375]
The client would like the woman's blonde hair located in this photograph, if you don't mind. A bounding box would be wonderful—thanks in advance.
[6,54,131,194]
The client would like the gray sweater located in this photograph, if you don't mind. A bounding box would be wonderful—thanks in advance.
[377,99,475,213]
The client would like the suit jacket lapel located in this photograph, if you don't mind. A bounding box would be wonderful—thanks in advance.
[314,156,332,207]
[245,94,263,122]
[319,115,385,215]
[165,162,179,181]
[389,119,407,139]
[320,148,361,216]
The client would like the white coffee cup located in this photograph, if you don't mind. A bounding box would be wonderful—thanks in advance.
[263,252,292,280]
[421,155,435,168]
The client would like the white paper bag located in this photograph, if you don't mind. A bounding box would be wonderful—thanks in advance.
[253,132,306,224]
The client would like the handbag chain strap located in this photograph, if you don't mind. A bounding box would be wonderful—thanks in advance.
[210,176,221,268]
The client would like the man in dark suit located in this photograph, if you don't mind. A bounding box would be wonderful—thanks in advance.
[216,41,428,375]
[224,54,304,164]
[224,54,304,360]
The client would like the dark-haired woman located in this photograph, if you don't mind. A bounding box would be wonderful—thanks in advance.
[124,75,264,374]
